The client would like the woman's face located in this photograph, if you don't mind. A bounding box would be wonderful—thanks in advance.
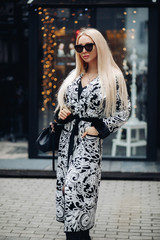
[77,35,97,64]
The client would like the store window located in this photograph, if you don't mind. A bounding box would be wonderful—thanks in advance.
[37,7,148,159]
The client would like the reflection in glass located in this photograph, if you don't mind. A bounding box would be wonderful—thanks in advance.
[109,8,148,158]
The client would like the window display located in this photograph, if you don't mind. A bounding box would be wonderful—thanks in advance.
[38,7,148,158]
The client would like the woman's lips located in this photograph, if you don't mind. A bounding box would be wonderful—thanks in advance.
[83,55,89,59]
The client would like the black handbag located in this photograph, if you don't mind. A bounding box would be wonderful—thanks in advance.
[36,122,63,152]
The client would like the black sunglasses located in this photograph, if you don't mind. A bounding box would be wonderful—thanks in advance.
[74,43,95,53]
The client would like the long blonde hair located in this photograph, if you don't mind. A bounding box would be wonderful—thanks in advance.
[56,28,128,117]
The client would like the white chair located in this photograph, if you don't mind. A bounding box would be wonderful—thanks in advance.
[111,120,147,157]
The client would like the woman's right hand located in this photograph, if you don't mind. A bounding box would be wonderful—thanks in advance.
[58,107,71,120]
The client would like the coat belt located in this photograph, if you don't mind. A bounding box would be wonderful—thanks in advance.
[67,115,99,168]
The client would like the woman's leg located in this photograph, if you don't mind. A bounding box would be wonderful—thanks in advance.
[66,231,81,240]
[81,229,91,240]
[66,230,91,240]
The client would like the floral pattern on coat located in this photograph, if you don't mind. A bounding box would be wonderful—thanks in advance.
[56,74,131,232]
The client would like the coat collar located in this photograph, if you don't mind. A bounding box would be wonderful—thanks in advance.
[77,74,100,100]
[66,74,100,114]
[68,74,100,103]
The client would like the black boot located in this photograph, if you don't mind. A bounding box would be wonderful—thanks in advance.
[81,230,91,240]
[66,231,81,240]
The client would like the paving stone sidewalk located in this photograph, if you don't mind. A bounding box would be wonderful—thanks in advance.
[0,178,160,240]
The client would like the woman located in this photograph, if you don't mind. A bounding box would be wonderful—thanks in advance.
[53,28,130,240]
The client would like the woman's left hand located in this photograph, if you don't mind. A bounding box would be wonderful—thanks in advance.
[82,127,99,138]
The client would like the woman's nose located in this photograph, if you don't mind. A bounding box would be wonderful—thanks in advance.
[82,47,87,53]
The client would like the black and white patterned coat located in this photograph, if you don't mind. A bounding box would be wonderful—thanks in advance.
[56,74,130,232]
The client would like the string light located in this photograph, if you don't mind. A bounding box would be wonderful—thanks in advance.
[120,10,128,63]
[131,10,137,40]
[38,7,58,111]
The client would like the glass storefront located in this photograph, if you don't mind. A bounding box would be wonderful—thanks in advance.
[37,7,148,159]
